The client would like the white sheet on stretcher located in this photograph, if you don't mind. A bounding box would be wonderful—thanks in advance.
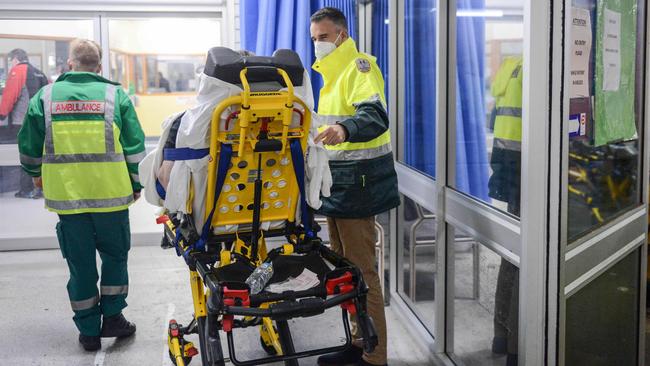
[139,71,332,234]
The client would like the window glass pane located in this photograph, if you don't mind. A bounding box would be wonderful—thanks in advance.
[453,226,519,365]
[453,0,524,217]
[0,19,94,144]
[401,0,437,178]
[566,249,639,365]
[107,18,221,138]
[0,19,94,249]
[566,0,644,240]
[398,195,436,333]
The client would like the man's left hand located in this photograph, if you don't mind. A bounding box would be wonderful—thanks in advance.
[315,124,347,145]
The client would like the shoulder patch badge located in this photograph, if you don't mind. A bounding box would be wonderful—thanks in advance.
[355,58,371,73]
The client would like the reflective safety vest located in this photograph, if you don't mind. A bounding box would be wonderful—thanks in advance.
[39,80,134,214]
[492,57,523,151]
[312,38,392,161]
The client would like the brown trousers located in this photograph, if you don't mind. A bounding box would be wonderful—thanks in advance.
[327,216,387,365]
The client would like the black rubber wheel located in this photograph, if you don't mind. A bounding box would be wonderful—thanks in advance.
[260,336,278,355]
[168,350,192,366]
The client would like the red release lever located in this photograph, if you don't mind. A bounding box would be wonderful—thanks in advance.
[156,215,170,224]
[326,271,354,295]
[222,287,250,307]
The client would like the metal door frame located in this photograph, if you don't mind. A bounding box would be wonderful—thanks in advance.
[545,0,650,365]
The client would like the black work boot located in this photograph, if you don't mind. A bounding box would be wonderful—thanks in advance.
[101,313,136,338]
[317,345,363,366]
[79,334,101,351]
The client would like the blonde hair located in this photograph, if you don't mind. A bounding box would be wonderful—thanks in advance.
[69,39,102,72]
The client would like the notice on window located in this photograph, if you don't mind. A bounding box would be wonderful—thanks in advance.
[570,7,592,98]
[602,8,621,91]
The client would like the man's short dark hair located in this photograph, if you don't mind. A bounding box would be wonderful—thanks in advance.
[310,7,348,30]
[8,48,28,63]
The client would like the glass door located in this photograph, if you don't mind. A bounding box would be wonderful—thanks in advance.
[556,0,648,364]
[0,17,96,250]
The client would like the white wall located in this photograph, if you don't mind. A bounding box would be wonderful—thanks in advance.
[109,18,222,54]
[0,19,93,39]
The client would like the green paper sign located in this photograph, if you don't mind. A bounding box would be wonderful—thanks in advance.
[594,0,637,146]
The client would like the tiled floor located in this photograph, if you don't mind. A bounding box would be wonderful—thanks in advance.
[0,246,434,366]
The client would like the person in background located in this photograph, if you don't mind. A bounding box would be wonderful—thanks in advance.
[310,7,400,366]
[18,39,146,352]
[0,48,49,198]
[488,56,523,366]
[158,71,171,93]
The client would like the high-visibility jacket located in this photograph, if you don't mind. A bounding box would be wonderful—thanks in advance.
[488,57,523,206]
[312,38,399,218]
[492,57,523,150]
[18,72,146,214]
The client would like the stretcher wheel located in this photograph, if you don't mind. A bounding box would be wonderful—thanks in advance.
[168,350,192,366]
[260,336,278,356]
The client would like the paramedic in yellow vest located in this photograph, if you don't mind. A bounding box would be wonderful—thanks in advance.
[18,39,146,352]
[488,56,522,366]
[311,7,399,366]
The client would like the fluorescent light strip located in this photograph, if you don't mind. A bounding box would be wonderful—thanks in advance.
[457,9,505,18]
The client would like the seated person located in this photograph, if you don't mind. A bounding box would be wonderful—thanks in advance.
[140,47,330,232]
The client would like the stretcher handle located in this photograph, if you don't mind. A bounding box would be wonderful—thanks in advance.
[237,69,252,157]
[276,68,295,154]
[224,290,358,318]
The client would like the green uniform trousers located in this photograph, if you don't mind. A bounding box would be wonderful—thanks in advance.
[56,210,131,336]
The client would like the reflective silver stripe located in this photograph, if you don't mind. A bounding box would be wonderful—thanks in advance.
[46,194,134,211]
[352,93,386,109]
[495,107,522,118]
[316,114,355,127]
[104,84,117,153]
[101,285,128,296]
[493,137,522,152]
[42,153,125,164]
[70,294,100,311]
[125,150,147,164]
[130,173,140,183]
[20,154,42,165]
[325,142,392,161]
[42,84,55,154]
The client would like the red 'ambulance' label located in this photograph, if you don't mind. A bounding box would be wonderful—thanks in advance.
[51,101,105,114]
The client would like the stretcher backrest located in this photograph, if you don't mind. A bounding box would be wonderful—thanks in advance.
[204,49,311,234]
[205,47,304,89]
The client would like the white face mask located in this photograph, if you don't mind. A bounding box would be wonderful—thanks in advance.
[314,32,342,60]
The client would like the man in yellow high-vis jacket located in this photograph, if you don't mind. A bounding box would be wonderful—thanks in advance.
[311,7,399,366]
[488,56,523,366]
[18,39,146,351]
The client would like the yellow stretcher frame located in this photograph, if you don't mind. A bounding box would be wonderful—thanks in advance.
[167,67,312,366]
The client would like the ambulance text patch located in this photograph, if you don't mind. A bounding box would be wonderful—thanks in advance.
[52,101,105,114]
